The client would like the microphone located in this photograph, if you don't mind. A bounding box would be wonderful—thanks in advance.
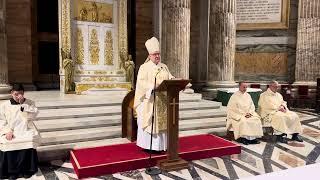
[152,67,163,94]
[155,67,163,77]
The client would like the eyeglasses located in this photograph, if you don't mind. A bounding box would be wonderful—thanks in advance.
[150,53,160,56]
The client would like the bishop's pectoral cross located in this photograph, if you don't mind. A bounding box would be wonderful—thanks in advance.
[170,98,179,125]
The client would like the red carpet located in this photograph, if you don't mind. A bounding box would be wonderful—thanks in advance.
[70,134,240,178]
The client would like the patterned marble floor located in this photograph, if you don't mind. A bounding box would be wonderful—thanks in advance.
[21,110,320,180]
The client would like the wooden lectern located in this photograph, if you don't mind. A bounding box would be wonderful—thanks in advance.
[156,79,190,171]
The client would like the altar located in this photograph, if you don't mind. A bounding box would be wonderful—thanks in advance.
[59,0,133,94]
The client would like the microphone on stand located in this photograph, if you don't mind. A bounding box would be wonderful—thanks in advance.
[151,67,163,94]
[145,66,163,175]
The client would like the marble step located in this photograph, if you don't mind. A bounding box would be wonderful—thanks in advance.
[37,106,121,120]
[35,107,226,132]
[37,98,220,110]
[36,93,203,110]
[36,101,223,121]
[180,127,227,137]
[38,117,227,146]
[35,108,226,132]
[37,126,227,162]
[34,115,122,132]
[180,108,227,120]
[180,100,221,110]
[37,137,130,162]
[40,126,121,145]
[37,101,122,110]
[35,113,227,132]
[38,126,227,152]
[179,117,226,131]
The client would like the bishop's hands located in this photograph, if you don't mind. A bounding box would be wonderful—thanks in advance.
[5,130,14,141]
[145,88,153,99]
[245,113,253,118]
[278,105,287,113]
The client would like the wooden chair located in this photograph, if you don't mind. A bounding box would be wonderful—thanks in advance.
[280,84,293,108]
[295,85,311,108]
[250,84,261,89]
[121,90,137,142]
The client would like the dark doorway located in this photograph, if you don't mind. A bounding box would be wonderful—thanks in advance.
[33,0,59,89]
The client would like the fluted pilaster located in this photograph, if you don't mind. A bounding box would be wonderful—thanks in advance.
[207,0,236,88]
[161,0,191,79]
[0,0,10,100]
[295,0,320,84]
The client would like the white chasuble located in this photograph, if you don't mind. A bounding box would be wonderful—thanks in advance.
[134,59,174,150]
[227,91,263,140]
[258,88,302,134]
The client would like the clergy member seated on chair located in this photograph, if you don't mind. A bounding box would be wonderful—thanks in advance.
[226,81,263,145]
[0,84,39,179]
[258,81,303,144]
[133,37,174,152]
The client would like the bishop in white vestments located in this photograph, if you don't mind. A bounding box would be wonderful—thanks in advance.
[226,82,263,145]
[134,37,174,152]
[0,84,39,179]
[258,81,303,144]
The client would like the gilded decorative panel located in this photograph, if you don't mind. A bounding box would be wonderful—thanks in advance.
[235,52,288,76]
[74,0,113,23]
[104,30,113,65]
[76,28,84,64]
[118,0,128,69]
[89,29,100,65]
[62,0,71,53]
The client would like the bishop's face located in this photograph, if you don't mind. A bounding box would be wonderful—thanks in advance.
[149,51,161,65]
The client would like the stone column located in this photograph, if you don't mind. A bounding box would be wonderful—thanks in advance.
[295,0,320,85]
[161,0,191,80]
[0,0,10,100]
[207,0,237,90]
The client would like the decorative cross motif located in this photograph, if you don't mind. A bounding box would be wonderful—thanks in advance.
[170,98,179,125]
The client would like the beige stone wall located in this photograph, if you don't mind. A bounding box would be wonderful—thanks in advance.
[235,0,299,83]
[135,0,153,71]
[6,0,33,83]
[0,0,8,84]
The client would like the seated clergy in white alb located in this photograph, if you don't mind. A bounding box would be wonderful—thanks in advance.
[258,81,303,144]
[0,84,39,179]
[133,37,174,152]
[226,82,263,145]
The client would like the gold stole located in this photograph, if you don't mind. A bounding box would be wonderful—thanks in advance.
[154,68,169,133]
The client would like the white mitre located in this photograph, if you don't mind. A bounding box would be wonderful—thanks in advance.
[145,37,160,54]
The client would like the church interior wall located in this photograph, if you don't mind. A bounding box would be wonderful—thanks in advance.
[3,0,318,91]
[189,0,201,85]
[6,0,33,84]
[235,0,299,84]
[134,0,153,73]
